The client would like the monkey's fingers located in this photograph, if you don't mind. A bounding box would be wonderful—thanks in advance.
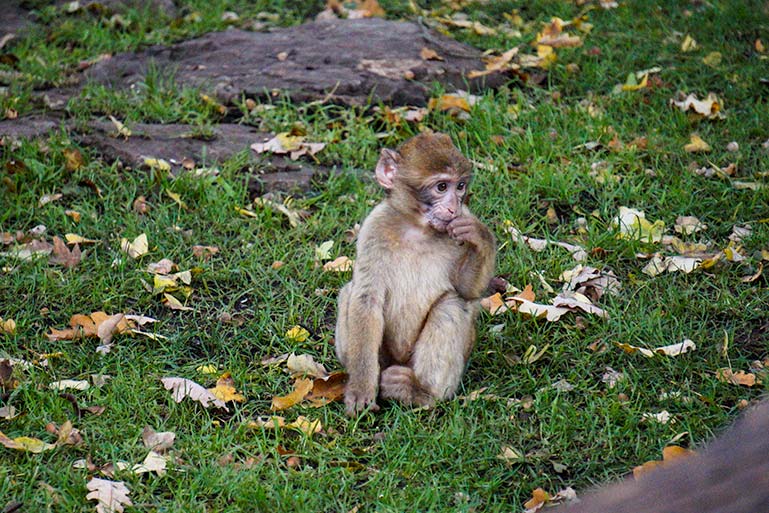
[344,391,380,416]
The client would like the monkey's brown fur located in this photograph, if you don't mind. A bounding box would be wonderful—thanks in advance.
[552,399,769,513]
[335,133,495,416]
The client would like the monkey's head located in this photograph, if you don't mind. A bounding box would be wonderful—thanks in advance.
[375,133,473,232]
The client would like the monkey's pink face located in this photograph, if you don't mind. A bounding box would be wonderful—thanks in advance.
[419,174,469,232]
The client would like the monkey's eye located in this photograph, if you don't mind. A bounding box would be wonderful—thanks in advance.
[457,181,466,191]
[436,182,448,192]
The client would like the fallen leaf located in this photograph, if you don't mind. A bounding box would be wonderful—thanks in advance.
[39,193,63,207]
[497,445,524,463]
[717,368,760,387]
[674,216,707,235]
[611,207,665,243]
[285,325,310,343]
[684,134,712,153]
[49,379,90,391]
[524,487,550,512]
[271,378,314,410]
[132,450,168,476]
[536,17,582,47]
[0,431,56,453]
[162,293,193,311]
[48,420,83,446]
[601,367,625,388]
[306,371,347,406]
[251,133,325,160]
[642,410,672,424]
[141,426,175,452]
[670,92,725,120]
[467,47,519,78]
[552,292,609,318]
[109,115,131,138]
[680,34,697,52]
[49,236,82,269]
[507,225,587,261]
[654,339,696,356]
[65,233,98,244]
[208,372,246,403]
[315,240,334,261]
[120,233,149,259]
[0,318,16,335]
[642,255,702,276]
[161,377,228,411]
[517,300,571,322]
[86,477,132,513]
[480,293,508,315]
[420,47,443,61]
[286,353,328,378]
[133,196,150,214]
[192,245,219,260]
[143,157,171,172]
[323,256,353,272]
[702,51,722,67]
[633,445,695,479]
[252,196,305,228]
[63,148,84,171]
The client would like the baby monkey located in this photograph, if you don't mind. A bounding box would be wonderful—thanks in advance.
[335,132,496,416]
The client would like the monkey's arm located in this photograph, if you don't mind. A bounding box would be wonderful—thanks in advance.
[448,213,496,299]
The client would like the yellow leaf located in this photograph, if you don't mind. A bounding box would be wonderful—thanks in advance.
[64,210,82,222]
[271,378,314,411]
[287,415,322,436]
[109,115,131,138]
[702,51,722,67]
[196,364,218,375]
[120,233,149,259]
[0,318,16,335]
[621,72,649,92]
[0,431,56,453]
[428,94,471,113]
[236,206,258,218]
[165,189,187,209]
[143,157,171,172]
[65,233,98,244]
[162,293,193,311]
[612,207,665,243]
[680,34,698,52]
[153,275,179,295]
[314,240,334,261]
[684,134,712,153]
[285,325,310,343]
[634,445,695,479]
[208,372,246,403]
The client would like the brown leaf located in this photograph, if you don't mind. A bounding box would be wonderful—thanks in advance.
[271,378,314,411]
[63,148,84,171]
[306,372,347,406]
[133,196,150,215]
[524,488,550,511]
[192,245,219,260]
[142,426,175,452]
[419,47,443,61]
[717,368,760,387]
[633,445,695,479]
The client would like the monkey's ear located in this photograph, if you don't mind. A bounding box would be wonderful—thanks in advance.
[375,149,400,189]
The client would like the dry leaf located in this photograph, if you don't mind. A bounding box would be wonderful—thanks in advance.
[497,445,524,463]
[674,216,707,235]
[63,148,84,171]
[208,372,246,403]
[133,196,150,215]
[633,445,695,479]
[684,134,712,153]
[552,292,609,318]
[323,256,353,272]
[120,233,149,258]
[286,353,328,378]
[536,17,582,47]
[611,207,665,243]
[39,193,63,207]
[251,133,325,160]
[132,450,168,476]
[615,339,696,358]
[0,430,56,453]
[252,196,305,228]
[109,115,131,138]
[702,51,722,67]
[480,293,508,315]
[717,368,760,387]
[507,225,587,261]
[517,300,571,322]
[420,47,443,61]
[670,92,725,120]
[161,377,228,411]
[65,233,97,244]
[147,258,177,274]
[49,379,90,391]
[680,34,698,52]
[467,47,519,78]
[0,318,16,335]
[271,378,314,410]
[192,245,219,260]
[162,293,193,311]
[306,371,347,406]
[49,236,82,269]
[524,487,550,512]
[86,477,132,513]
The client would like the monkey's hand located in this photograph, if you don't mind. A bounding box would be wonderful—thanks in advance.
[447,216,487,248]
[344,380,380,416]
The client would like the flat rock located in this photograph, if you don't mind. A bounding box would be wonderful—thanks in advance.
[84,18,506,106]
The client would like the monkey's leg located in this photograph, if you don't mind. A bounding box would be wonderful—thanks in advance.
[380,294,475,406]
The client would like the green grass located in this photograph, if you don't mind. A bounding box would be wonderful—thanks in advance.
[1,0,768,511]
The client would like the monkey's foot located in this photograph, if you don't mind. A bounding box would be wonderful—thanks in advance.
[380,365,434,407]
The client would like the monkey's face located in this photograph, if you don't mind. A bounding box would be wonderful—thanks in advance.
[417,174,470,232]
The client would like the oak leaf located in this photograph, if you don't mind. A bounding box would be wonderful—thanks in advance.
[161,377,228,411]
[86,478,132,513]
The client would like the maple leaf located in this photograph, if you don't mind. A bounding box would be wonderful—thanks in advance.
[161,377,228,411]
[86,478,132,513]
